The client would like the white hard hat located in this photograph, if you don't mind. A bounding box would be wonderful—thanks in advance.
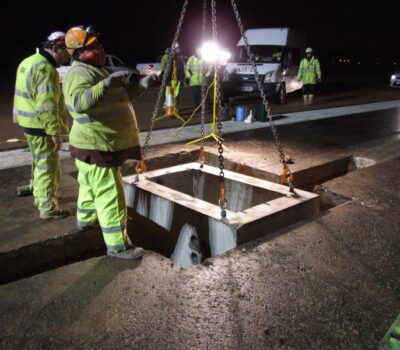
[305,47,313,53]
[47,31,66,42]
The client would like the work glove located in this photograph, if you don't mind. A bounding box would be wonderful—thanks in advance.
[104,71,130,89]
[139,73,158,90]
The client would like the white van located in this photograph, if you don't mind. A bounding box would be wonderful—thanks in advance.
[224,28,306,104]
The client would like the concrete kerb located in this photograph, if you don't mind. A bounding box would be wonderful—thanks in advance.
[0,226,104,285]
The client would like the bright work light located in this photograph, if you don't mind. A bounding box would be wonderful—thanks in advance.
[200,41,231,64]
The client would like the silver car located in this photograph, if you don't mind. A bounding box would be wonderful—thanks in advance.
[57,54,135,83]
[390,72,400,88]
[104,55,135,74]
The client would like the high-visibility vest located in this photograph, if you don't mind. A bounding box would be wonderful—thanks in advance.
[297,56,321,85]
[161,54,169,73]
[185,55,208,86]
[13,51,68,135]
[63,61,140,153]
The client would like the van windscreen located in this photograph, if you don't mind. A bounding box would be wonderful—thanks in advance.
[237,45,284,63]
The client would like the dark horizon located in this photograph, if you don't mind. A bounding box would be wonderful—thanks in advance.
[1,0,398,80]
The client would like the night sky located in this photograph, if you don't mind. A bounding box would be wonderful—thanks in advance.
[0,0,398,81]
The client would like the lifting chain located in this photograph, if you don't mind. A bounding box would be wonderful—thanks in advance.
[199,0,208,168]
[230,0,295,193]
[211,0,227,218]
[135,0,190,182]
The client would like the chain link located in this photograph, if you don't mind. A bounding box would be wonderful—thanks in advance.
[199,0,207,168]
[230,0,288,167]
[139,0,190,169]
[211,0,227,217]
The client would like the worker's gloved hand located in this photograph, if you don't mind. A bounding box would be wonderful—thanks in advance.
[50,135,63,152]
[104,71,130,89]
[139,73,158,90]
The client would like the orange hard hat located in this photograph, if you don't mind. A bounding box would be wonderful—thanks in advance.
[65,25,99,56]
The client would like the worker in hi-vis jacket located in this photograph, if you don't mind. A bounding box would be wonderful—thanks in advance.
[63,25,156,260]
[13,31,70,220]
[297,47,321,105]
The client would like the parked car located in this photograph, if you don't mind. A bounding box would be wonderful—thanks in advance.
[57,54,136,83]
[390,72,400,88]
[224,28,306,104]
[136,56,162,81]
[136,54,188,82]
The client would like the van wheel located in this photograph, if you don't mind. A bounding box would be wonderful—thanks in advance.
[276,83,286,105]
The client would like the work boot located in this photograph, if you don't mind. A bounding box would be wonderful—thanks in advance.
[303,95,308,106]
[308,95,314,105]
[16,184,33,197]
[77,220,99,230]
[107,246,144,260]
[40,209,70,220]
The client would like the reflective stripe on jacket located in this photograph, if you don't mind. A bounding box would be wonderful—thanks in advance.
[62,61,140,153]
[297,56,322,85]
[13,51,68,135]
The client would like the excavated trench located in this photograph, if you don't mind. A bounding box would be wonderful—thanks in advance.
[0,151,374,284]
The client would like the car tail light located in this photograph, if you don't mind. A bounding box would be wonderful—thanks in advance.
[147,64,154,70]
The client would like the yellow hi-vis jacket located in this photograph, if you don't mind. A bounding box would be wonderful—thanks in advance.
[63,61,140,154]
[13,50,69,135]
[185,55,210,86]
[297,56,322,85]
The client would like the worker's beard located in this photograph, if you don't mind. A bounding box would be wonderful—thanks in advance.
[78,44,106,67]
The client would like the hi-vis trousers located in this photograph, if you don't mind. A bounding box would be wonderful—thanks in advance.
[75,159,130,253]
[26,134,60,214]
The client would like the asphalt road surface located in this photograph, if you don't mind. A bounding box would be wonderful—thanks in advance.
[1,70,399,151]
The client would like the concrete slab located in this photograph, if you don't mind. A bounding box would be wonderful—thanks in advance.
[123,163,319,266]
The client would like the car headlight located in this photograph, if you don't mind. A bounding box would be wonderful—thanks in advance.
[391,75,396,80]
[264,71,274,82]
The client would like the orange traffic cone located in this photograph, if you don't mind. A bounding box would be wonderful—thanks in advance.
[165,86,174,116]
